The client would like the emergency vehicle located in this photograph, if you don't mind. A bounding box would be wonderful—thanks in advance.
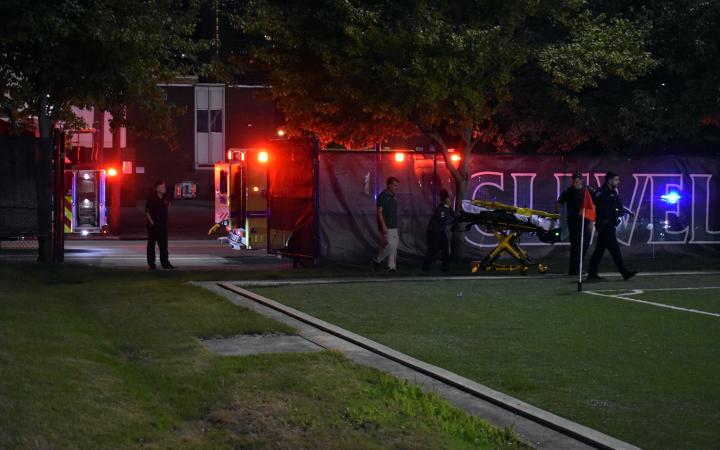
[63,167,110,236]
[211,147,272,249]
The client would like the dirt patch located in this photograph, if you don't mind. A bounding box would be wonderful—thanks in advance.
[174,396,345,450]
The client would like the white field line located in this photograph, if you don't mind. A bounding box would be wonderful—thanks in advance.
[592,286,720,293]
[233,271,720,288]
[583,290,720,318]
[631,271,720,277]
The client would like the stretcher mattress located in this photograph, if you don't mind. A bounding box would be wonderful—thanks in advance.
[460,200,561,243]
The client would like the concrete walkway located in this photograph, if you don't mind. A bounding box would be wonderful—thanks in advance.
[200,334,323,356]
[196,281,641,450]
[0,239,290,270]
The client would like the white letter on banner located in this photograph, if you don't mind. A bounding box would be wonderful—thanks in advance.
[646,174,689,244]
[512,173,548,245]
[690,174,720,244]
[615,174,650,246]
[511,173,537,210]
[465,172,504,247]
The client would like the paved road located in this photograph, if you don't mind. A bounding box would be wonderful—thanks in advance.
[0,239,291,270]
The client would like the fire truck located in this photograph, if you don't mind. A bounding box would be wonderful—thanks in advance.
[63,167,110,236]
[63,127,117,236]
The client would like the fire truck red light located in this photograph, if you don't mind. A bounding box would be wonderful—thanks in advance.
[107,168,118,177]
[258,151,269,163]
[227,150,233,160]
[451,154,461,162]
[394,152,405,162]
[253,186,260,192]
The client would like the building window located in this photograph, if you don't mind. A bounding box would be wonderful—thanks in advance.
[197,110,208,133]
[210,109,223,133]
[195,85,225,168]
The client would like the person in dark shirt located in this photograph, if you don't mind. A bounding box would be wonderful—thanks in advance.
[587,171,637,281]
[422,189,454,272]
[145,181,175,270]
[556,171,594,276]
[371,177,400,272]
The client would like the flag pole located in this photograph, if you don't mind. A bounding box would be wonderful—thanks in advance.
[578,206,586,292]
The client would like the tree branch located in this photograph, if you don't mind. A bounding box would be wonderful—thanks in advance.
[419,124,463,183]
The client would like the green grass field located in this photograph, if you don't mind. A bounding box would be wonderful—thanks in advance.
[0,263,527,450]
[251,273,720,450]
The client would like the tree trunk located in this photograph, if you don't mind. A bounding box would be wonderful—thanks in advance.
[422,127,474,265]
[35,95,53,263]
[450,174,468,263]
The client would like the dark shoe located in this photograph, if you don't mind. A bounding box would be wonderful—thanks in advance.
[622,270,638,281]
[148,265,157,271]
[162,264,176,270]
[388,268,396,273]
[587,273,603,281]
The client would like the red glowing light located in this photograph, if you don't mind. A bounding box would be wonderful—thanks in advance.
[450,154,461,163]
[394,152,405,163]
[277,129,286,137]
[227,150,233,161]
[240,152,245,161]
[252,186,260,192]
[258,151,269,163]
[107,168,118,177]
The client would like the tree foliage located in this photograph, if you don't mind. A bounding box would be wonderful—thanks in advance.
[0,0,203,262]
[0,0,203,136]
[610,0,720,146]
[236,0,655,197]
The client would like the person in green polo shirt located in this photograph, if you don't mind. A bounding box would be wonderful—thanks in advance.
[371,177,400,272]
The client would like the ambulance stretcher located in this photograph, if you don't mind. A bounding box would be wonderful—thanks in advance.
[460,200,561,274]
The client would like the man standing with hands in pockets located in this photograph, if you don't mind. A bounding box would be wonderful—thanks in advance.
[371,177,400,273]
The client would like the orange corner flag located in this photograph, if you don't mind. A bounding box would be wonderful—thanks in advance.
[581,188,596,221]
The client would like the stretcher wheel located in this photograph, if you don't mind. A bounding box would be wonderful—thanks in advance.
[521,266,529,275]
[471,264,479,273]
[484,265,493,273]
[538,264,549,274]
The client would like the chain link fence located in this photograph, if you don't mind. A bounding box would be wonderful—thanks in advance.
[1,135,39,247]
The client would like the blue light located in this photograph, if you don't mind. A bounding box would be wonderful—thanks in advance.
[661,191,682,204]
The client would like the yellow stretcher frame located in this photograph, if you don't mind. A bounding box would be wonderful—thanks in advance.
[467,201,556,275]
[471,229,549,274]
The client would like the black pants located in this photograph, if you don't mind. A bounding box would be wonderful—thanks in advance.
[588,225,627,276]
[147,224,170,267]
[568,220,591,275]
[423,231,450,272]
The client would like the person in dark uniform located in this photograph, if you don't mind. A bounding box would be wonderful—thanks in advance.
[587,171,637,281]
[556,171,594,276]
[422,189,454,272]
[145,181,175,270]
